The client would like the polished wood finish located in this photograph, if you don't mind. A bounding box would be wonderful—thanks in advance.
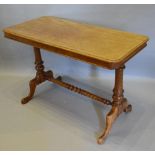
[3,16,148,69]
[47,77,112,106]
[21,47,46,104]
[3,16,149,144]
[21,47,132,144]
[22,48,112,106]
[98,66,132,144]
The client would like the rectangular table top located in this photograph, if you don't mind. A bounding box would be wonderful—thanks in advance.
[3,16,149,69]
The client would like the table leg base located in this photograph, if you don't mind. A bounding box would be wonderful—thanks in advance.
[21,48,132,144]
[97,98,132,144]
[21,70,53,104]
[21,68,131,144]
[21,78,37,104]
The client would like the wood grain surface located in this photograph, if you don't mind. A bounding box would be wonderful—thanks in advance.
[3,16,149,69]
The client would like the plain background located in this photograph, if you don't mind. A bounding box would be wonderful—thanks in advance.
[0,4,155,150]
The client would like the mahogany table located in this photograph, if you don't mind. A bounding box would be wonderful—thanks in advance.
[3,16,149,144]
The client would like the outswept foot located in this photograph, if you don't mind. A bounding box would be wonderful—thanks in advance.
[97,98,132,144]
[21,78,37,104]
[21,96,33,104]
[21,70,54,104]
[97,105,118,144]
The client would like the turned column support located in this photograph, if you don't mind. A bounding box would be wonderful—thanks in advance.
[97,65,132,144]
[21,47,52,104]
[34,47,46,84]
[112,65,132,113]
[112,65,125,106]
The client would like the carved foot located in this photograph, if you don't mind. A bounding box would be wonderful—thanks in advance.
[21,70,55,104]
[97,98,132,144]
[21,78,37,104]
[21,96,33,104]
[97,105,118,144]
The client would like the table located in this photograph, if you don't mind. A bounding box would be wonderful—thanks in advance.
[3,16,149,144]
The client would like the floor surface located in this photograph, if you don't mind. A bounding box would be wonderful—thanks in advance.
[0,74,155,150]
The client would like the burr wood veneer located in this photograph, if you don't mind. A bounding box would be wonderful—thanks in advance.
[3,16,149,144]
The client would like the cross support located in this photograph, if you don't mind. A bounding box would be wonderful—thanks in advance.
[21,47,132,144]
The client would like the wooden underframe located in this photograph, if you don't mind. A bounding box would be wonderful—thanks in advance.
[21,47,132,144]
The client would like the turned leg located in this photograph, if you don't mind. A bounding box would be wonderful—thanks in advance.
[97,65,132,144]
[21,47,53,104]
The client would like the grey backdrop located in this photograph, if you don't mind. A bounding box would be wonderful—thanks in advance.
[0,4,154,78]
